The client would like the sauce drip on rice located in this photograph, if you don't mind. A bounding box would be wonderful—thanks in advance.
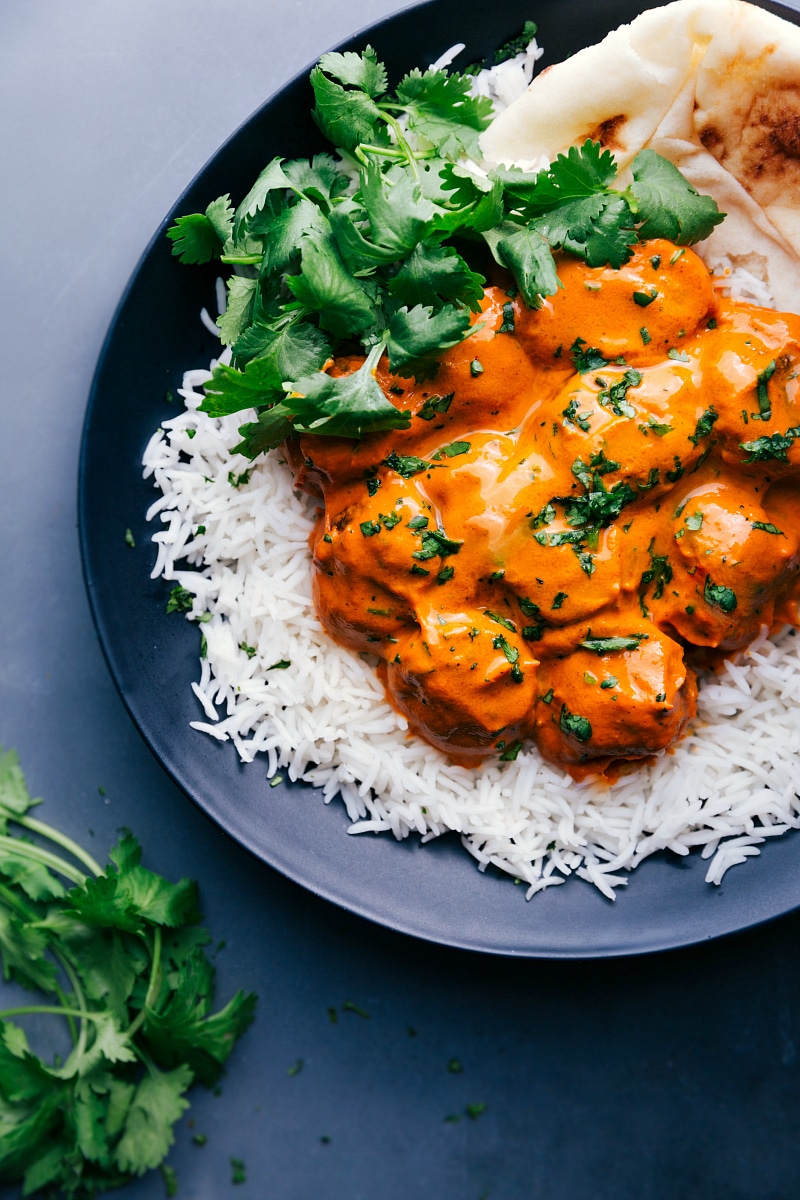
[287,240,800,772]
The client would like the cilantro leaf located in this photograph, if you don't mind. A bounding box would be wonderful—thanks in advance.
[144,950,257,1086]
[217,275,258,346]
[387,304,472,379]
[386,243,485,313]
[0,908,58,991]
[317,46,388,98]
[232,157,294,242]
[507,141,618,214]
[283,152,352,199]
[232,317,329,377]
[360,162,435,257]
[495,224,561,307]
[114,1064,193,1175]
[199,357,284,418]
[257,197,329,276]
[273,342,411,442]
[286,225,379,338]
[310,67,385,153]
[234,404,296,458]
[394,69,494,159]
[167,194,234,265]
[630,149,725,244]
[0,748,37,831]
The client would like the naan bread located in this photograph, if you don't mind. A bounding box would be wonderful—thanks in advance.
[481,0,800,311]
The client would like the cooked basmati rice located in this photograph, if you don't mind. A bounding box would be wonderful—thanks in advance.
[142,36,800,898]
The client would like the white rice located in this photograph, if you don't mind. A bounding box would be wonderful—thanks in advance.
[142,38,800,898]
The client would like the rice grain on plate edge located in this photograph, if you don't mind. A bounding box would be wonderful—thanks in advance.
[142,12,800,900]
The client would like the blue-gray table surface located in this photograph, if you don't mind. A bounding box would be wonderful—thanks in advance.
[3,2,800,1197]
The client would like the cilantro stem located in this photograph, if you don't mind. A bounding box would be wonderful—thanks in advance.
[0,1004,102,1022]
[54,949,89,1056]
[220,253,262,265]
[16,814,103,876]
[0,834,86,885]
[53,980,79,1044]
[127,926,162,1039]
[358,144,406,159]
[378,110,421,181]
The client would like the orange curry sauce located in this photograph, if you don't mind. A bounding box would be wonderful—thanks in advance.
[289,240,800,774]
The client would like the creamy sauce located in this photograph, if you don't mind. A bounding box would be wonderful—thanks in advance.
[289,241,800,773]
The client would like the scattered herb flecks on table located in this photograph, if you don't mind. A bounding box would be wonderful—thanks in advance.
[167,42,723,459]
[0,747,256,1197]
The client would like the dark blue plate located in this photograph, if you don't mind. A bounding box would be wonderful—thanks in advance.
[79,0,800,957]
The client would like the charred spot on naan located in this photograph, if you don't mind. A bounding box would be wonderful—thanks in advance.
[584,113,627,151]
[698,83,800,204]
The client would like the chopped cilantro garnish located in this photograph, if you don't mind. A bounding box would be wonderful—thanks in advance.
[688,406,718,446]
[360,520,381,537]
[417,392,454,421]
[639,540,672,607]
[124,527,135,548]
[640,327,651,345]
[703,576,737,613]
[499,301,515,333]
[579,634,648,654]
[570,338,609,374]
[166,585,194,615]
[559,705,592,743]
[685,511,704,531]
[751,521,785,536]
[342,1000,371,1019]
[667,348,689,362]
[633,288,658,307]
[493,20,538,64]
[407,515,429,530]
[540,687,554,704]
[434,440,471,458]
[436,566,455,584]
[470,359,484,376]
[600,676,618,689]
[740,427,800,462]
[412,528,463,560]
[562,396,592,431]
[551,592,568,609]
[754,360,776,420]
[666,456,685,482]
[597,368,642,418]
[487,610,517,632]
[531,502,556,530]
[384,451,432,477]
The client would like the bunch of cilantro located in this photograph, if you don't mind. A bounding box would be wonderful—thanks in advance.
[0,748,256,1197]
[168,42,723,459]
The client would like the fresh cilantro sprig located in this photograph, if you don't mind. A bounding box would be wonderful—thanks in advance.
[488,142,724,305]
[168,43,724,460]
[0,747,256,1198]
